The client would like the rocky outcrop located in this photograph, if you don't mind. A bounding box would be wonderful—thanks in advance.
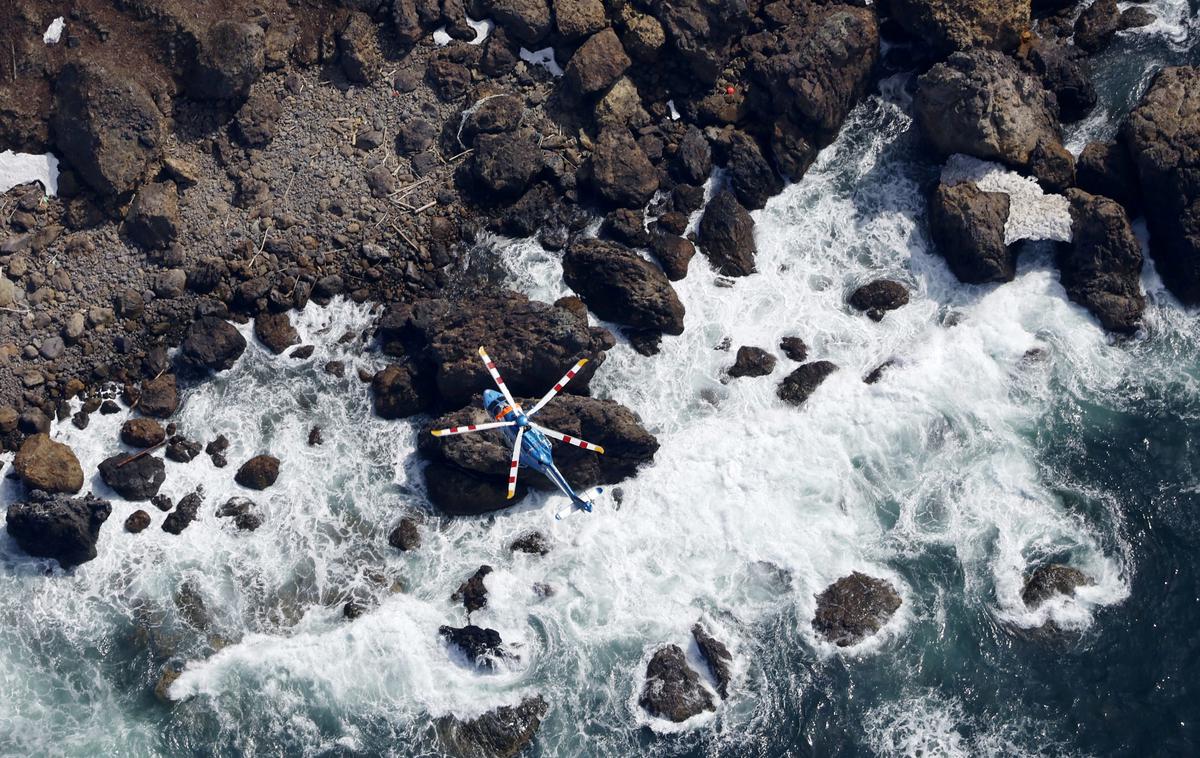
[99,453,166,501]
[691,624,733,698]
[848,280,910,321]
[929,181,1016,284]
[916,50,1073,190]
[812,571,902,646]
[727,346,776,378]
[436,694,548,758]
[656,0,753,85]
[13,434,84,494]
[638,645,715,722]
[1022,563,1092,608]
[1057,189,1144,334]
[888,0,1030,53]
[51,63,165,197]
[420,394,658,515]
[562,239,685,335]
[1121,67,1200,305]
[778,361,838,406]
[452,565,493,613]
[178,317,248,373]
[471,130,543,200]
[698,191,756,277]
[162,490,202,535]
[586,130,659,209]
[184,20,266,101]
[5,491,111,568]
[1076,140,1140,215]
[372,363,434,419]
[235,455,280,489]
[439,624,511,670]
[482,0,552,44]
[1074,0,1120,54]
[1020,40,1096,123]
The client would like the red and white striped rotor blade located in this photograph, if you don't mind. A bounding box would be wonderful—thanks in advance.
[478,346,521,411]
[430,421,514,437]
[526,358,589,417]
[507,427,524,499]
[531,423,605,454]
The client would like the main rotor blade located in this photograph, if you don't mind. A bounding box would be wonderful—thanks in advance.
[526,358,589,417]
[507,427,524,499]
[531,423,605,454]
[478,346,521,411]
[430,421,514,437]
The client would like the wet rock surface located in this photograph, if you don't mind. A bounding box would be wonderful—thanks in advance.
[235,455,280,489]
[1058,189,1144,334]
[692,624,733,698]
[929,180,1015,284]
[439,624,511,670]
[562,239,685,336]
[452,565,493,614]
[1022,563,1093,608]
[6,491,112,568]
[778,361,838,407]
[98,453,167,501]
[812,571,902,646]
[848,280,910,321]
[436,694,548,758]
[638,644,715,722]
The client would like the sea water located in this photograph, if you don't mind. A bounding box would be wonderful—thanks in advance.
[2,5,1200,756]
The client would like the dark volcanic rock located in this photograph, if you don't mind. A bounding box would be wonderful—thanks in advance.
[692,624,733,698]
[14,434,84,494]
[372,363,434,419]
[254,313,301,354]
[162,491,202,535]
[562,239,685,335]
[234,86,283,146]
[848,280,910,321]
[649,233,697,281]
[1074,0,1121,54]
[216,497,263,531]
[916,50,1072,188]
[812,571,902,646]
[566,29,631,96]
[638,645,715,722]
[725,132,782,211]
[179,317,247,373]
[420,394,658,514]
[727,346,777,378]
[436,694,548,758]
[51,63,165,197]
[587,130,659,209]
[510,531,550,555]
[929,181,1015,284]
[1022,563,1093,608]
[165,435,202,463]
[1121,67,1200,305]
[1076,140,1140,215]
[674,126,712,185]
[184,20,265,101]
[439,624,510,670]
[99,453,166,501]
[656,0,751,85]
[124,182,179,249]
[888,0,1029,53]
[6,491,111,568]
[235,455,280,490]
[388,517,421,550]
[139,374,179,418]
[339,11,383,84]
[121,418,166,448]
[1022,40,1096,123]
[472,130,543,200]
[483,0,552,44]
[778,361,838,406]
[1057,189,1144,334]
[452,565,493,613]
[779,336,808,362]
[698,191,756,277]
[125,509,151,534]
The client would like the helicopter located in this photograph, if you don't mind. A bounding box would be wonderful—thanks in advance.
[431,347,606,519]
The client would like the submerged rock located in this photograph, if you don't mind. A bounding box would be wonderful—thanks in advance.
[439,624,511,670]
[98,453,166,500]
[388,517,421,550]
[216,497,262,531]
[692,624,733,698]
[777,361,838,407]
[13,433,84,494]
[812,572,902,647]
[510,531,550,555]
[452,565,493,614]
[436,694,549,758]
[6,491,111,568]
[638,645,715,722]
[1022,563,1093,609]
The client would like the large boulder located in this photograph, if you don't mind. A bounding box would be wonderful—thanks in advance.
[1057,189,1144,334]
[888,0,1029,53]
[5,491,111,568]
[184,20,266,101]
[1022,563,1092,608]
[372,363,434,419]
[13,434,84,494]
[139,373,179,418]
[778,361,838,406]
[725,132,782,211]
[1076,140,1140,215]
[1121,67,1200,305]
[638,645,715,722]
[124,182,179,249]
[482,0,551,44]
[587,130,659,209]
[848,280,910,321]
[375,291,612,408]
[98,453,167,501]
[436,695,549,758]
[656,0,753,85]
[916,50,1073,189]
[812,571,902,646]
[420,394,659,514]
[565,29,631,96]
[51,63,165,197]
[121,418,166,448]
[178,316,248,373]
[554,0,606,40]
[439,624,511,670]
[562,239,685,335]
[235,455,280,490]
[471,130,543,200]
[928,181,1016,284]
[254,312,300,354]
[1074,0,1121,54]
[698,191,756,277]
[691,624,733,698]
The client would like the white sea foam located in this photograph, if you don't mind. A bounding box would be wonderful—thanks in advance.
[941,154,1072,244]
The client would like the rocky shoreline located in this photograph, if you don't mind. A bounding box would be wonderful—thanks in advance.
[0,0,1195,751]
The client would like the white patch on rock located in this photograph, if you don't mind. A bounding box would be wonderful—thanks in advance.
[43,17,65,45]
[941,154,1073,245]
[0,150,60,196]
[466,15,494,45]
[519,47,563,77]
[667,100,681,121]
[432,27,452,46]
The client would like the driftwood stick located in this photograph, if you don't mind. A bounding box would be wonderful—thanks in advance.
[116,440,167,468]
